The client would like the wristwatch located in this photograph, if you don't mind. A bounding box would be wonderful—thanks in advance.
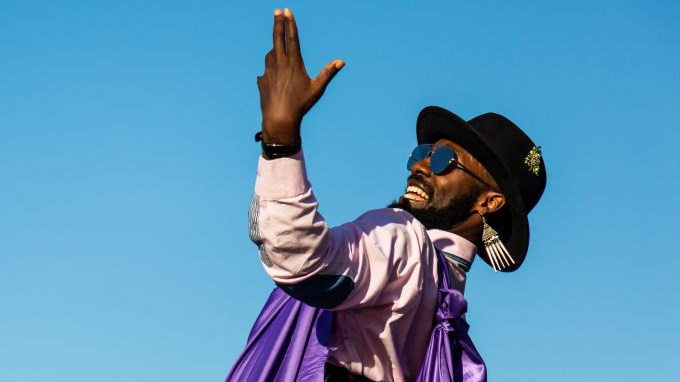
[255,131,301,159]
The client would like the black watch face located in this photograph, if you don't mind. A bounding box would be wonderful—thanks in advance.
[261,139,301,159]
[264,146,300,158]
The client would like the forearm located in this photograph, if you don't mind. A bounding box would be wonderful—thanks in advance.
[249,150,331,283]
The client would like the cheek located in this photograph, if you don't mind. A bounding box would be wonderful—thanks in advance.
[433,178,473,205]
[432,183,456,206]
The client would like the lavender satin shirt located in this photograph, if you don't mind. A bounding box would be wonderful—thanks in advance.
[249,150,477,382]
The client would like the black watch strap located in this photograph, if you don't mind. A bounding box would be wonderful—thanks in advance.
[255,132,301,159]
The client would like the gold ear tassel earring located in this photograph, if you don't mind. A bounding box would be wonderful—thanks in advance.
[482,216,515,272]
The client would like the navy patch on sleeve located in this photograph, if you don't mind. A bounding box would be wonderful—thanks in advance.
[277,275,354,309]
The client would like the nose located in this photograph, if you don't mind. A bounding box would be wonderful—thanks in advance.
[410,156,432,177]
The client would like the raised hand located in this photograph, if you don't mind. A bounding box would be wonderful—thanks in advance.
[257,8,344,145]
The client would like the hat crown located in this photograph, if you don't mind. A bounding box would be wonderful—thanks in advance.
[466,113,546,213]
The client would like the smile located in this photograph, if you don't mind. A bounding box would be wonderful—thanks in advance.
[404,185,430,202]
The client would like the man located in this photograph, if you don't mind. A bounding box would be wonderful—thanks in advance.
[227,8,546,382]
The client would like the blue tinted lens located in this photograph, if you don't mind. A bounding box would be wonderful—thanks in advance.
[406,144,432,171]
[430,146,455,174]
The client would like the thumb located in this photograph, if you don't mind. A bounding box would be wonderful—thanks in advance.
[314,59,345,91]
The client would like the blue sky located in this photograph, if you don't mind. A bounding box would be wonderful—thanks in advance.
[1,0,678,381]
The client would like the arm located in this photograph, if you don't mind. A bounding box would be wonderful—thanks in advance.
[251,9,432,310]
[250,150,432,310]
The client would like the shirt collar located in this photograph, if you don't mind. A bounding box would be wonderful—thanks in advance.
[426,229,477,272]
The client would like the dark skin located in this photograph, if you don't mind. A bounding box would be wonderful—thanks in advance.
[401,139,506,244]
[257,8,505,245]
[257,8,344,145]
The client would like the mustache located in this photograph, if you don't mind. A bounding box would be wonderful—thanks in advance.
[408,173,434,196]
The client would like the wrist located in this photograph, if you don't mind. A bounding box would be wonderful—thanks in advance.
[255,131,301,160]
[261,117,301,145]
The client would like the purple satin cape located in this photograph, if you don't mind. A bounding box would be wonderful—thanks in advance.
[226,250,486,382]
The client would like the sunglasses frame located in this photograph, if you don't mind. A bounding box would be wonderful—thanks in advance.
[407,144,500,192]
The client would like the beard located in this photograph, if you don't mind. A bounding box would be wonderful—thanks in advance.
[388,184,481,231]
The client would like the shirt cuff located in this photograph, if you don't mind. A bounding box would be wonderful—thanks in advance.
[255,149,310,199]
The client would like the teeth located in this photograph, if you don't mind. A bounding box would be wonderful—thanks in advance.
[405,185,429,201]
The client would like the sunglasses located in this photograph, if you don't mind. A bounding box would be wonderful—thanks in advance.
[407,144,500,192]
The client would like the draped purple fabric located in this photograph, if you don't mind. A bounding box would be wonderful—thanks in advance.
[225,288,332,382]
[413,247,487,382]
[226,250,487,382]
[413,289,487,382]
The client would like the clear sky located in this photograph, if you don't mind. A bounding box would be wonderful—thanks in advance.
[1,0,679,381]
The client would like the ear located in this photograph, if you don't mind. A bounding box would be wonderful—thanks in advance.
[478,191,506,214]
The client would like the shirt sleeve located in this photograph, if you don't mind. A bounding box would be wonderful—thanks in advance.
[249,150,435,310]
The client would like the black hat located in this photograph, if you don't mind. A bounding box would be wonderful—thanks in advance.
[417,106,547,272]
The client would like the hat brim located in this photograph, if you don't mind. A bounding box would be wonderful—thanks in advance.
[416,106,529,272]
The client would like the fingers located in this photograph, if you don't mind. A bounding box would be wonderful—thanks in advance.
[265,50,274,67]
[284,8,302,62]
[314,59,345,91]
[272,9,285,59]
